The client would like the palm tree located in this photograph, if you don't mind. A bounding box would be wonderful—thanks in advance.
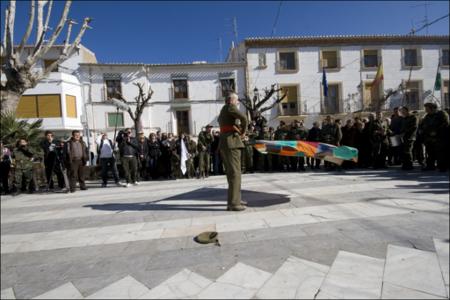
[0,110,43,152]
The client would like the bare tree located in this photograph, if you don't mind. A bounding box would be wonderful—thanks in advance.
[112,82,154,136]
[238,84,287,127]
[0,0,92,111]
[369,83,403,113]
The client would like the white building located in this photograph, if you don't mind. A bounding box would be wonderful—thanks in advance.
[3,45,97,137]
[228,35,449,126]
[77,61,245,149]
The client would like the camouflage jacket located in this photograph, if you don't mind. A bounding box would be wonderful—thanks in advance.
[12,147,34,169]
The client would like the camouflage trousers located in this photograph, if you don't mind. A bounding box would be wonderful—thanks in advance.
[14,168,33,191]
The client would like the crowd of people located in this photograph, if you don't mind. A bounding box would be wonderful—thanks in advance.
[0,102,448,196]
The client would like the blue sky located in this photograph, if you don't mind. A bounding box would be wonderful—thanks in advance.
[3,1,449,63]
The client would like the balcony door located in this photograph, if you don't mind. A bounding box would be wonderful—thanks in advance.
[176,110,190,135]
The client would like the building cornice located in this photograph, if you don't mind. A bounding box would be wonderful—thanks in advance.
[244,34,450,47]
[79,62,246,69]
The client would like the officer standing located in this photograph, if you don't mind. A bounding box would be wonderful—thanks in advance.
[218,92,248,211]
[399,106,418,170]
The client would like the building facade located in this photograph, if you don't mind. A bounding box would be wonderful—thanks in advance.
[228,35,449,126]
[78,62,246,143]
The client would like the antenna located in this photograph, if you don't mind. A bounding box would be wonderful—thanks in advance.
[411,2,434,34]
[218,37,223,62]
[232,17,238,43]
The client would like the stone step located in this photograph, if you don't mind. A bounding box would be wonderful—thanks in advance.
[86,275,150,299]
[197,262,272,299]
[255,256,329,299]
[433,238,450,298]
[382,244,447,298]
[138,269,212,299]
[316,251,385,299]
[33,282,83,299]
[1,288,16,299]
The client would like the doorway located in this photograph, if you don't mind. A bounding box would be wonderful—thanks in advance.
[176,110,190,135]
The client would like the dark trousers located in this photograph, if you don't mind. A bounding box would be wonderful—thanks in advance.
[402,140,414,168]
[100,157,120,184]
[148,157,159,179]
[0,161,11,193]
[44,156,65,189]
[68,159,86,191]
[122,156,137,183]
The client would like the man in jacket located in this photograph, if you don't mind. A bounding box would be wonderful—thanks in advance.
[64,130,88,193]
[41,130,65,191]
[119,128,139,186]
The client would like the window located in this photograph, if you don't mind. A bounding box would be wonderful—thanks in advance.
[43,59,58,72]
[16,94,62,118]
[323,84,340,114]
[280,85,298,116]
[404,81,421,110]
[442,49,449,67]
[363,49,379,68]
[258,53,266,68]
[66,95,77,118]
[321,50,340,69]
[220,78,235,97]
[403,48,422,67]
[173,80,188,99]
[105,79,122,100]
[443,80,449,109]
[107,112,124,127]
[277,51,297,72]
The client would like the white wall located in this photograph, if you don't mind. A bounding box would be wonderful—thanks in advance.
[245,43,449,127]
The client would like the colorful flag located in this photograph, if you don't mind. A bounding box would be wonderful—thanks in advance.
[434,66,442,91]
[322,68,328,97]
[253,140,358,165]
[371,63,384,87]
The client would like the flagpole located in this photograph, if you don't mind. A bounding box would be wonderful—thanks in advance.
[432,59,441,106]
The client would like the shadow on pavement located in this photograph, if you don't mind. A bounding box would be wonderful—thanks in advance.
[83,187,291,212]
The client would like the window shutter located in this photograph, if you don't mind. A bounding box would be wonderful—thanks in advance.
[16,96,38,118]
[37,95,61,118]
[66,95,77,118]
[417,49,423,67]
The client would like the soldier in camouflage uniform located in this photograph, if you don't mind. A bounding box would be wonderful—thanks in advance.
[297,121,309,171]
[12,138,35,195]
[274,121,289,171]
[197,125,214,178]
[262,126,273,172]
[399,106,418,170]
[320,116,342,170]
[185,135,197,179]
[242,125,255,173]
[371,112,389,169]
[420,103,450,171]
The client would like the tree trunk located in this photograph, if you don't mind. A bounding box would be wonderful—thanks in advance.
[0,90,22,112]
[133,119,140,137]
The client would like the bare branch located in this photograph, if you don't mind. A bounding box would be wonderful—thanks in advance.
[5,1,16,59]
[63,19,77,54]
[35,0,47,45]
[2,7,9,53]
[28,0,72,66]
[60,17,92,56]
[42,0,53,38]
[17,0,36,57]
[260,93,287,113]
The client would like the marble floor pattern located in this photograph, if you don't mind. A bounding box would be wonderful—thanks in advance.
[1,168,449,299]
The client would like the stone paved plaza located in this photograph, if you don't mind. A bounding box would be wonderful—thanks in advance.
[1,167,449,299]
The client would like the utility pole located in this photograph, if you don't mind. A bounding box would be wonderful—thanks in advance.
[411,2,433,34]
[232,17,238,43]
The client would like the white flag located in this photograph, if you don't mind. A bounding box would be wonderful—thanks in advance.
[180,138,188,175]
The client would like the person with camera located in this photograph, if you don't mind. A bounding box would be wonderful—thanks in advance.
[119,128,139,187]
[64,130,89,193]
[97,132,123,188]
[41,131,65,191]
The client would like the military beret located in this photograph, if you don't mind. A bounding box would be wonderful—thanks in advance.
[194,231,220,246]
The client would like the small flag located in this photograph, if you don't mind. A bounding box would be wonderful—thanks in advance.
[322,68,328,97]
[434,67,442,91]
[180,138,188,175]
[371,63,384,88]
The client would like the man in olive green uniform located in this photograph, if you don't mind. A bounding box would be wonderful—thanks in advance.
[262,126,273,171]
[400,106,418,170]
[218,92,248,211]
[186,136,197,178]
[371,112,389,169]
[420,103,450,171]
[321,116,342,170]
[197,125,214,178]
[274,121,289,171]
[12,138,35,195]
